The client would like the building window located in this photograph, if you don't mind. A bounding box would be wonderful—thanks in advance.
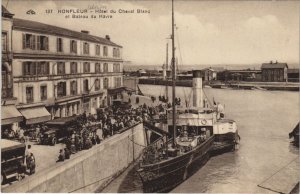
[23,33,36,50]
[57,38,63,52]
[113,63,120,72]
[95,63,101,73]
[103,46,108,57]
[23,62,49,76]
[113,48,120,58]
[2,32,7,51]
[70,62,77,74]
[95,79,100,91]
[83,62,90,73]
[83,79,89,93]
[36,62,50,75]
[96,45,100,56]
[23,62,35,75]
[57,82,66,97]
[70,40,77,53]
[40,85,47,101]
[37,35,49,51]
[2,69,7,89]
[26,86,34,103]
[70,80,77,95]
[103,63,108,73]
[117,48,120,58]
[2,64,12,99]
[114,77,122,88]
[57,62,65,75]
[103,78,109,89]
[113,48,116,57]
[83,42,89,54]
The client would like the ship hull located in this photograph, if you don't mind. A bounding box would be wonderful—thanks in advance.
[137,136,214,193]
[210,132,239,155]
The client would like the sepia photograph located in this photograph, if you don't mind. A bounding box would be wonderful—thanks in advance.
[1,0,299,193]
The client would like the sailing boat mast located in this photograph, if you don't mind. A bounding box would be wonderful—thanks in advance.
[171,0,176,146]
[165,43,169,100]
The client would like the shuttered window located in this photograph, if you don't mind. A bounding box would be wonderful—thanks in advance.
[96,45,100,55]
[95,79,100,91]
[22,34,36,50]
[83,62,90,73]
[70,40,77,53]
[103,63,108,73]
[83,42,89,54]
[103,46,108,57]
[57,62,65,75]
[95,63,101,73]
[70,81,77,95]
[57,38,63,52]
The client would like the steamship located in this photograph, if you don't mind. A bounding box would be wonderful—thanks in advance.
[136,0,238,192]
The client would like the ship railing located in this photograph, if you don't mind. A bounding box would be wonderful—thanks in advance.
[141,136,173,165]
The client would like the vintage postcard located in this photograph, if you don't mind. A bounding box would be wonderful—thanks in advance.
[1,0,299,193]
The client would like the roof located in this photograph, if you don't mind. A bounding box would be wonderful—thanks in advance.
[2,6,14,18]
[202,67,225,72]
[261,63,288,69]
[1,139,25,152]
[13,18,122,48]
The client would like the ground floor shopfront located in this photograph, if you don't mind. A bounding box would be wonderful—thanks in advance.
[47,91,107,119]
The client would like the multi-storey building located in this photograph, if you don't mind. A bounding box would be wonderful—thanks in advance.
[5,13,123,126]
[1,6,24,133]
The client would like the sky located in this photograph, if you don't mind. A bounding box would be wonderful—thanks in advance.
[3,0,300,66]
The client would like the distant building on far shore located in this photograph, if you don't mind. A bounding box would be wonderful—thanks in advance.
[287,69,300,82]
[201,67,225,81]
[261,61,288,82]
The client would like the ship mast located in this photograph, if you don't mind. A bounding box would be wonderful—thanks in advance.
[165,43,168,99]
[171,0,176,147]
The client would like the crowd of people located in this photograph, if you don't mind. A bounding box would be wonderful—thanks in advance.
[56,96,170,162]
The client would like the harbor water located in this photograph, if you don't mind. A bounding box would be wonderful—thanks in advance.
[103,84,299,193]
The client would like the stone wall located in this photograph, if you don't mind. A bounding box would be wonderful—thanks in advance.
[3,123,146,193]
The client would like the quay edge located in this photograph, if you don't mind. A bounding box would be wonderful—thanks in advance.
[137,78,300,91]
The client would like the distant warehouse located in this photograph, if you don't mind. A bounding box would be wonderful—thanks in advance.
[261,61,288,82]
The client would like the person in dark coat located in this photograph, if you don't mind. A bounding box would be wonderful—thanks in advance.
[57,149,65,162]
[64,148,70,159]
[95,134,101,144]
[17,161,26,181]
[91,135,96,145]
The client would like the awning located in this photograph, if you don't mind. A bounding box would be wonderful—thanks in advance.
[108,87,135,95]
[19,106,51,125]
[46,115,79,125]
[1,105,23,125]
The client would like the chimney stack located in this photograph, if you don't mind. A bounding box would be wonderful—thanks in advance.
[81,30,89,34]
[105,35,110,41]
[275,60,278,64]
[270,60,273,64]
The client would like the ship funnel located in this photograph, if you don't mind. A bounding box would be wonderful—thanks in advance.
[162,64,167,80]
[192,70,203,108]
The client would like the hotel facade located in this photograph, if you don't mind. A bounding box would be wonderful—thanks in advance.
[2,6,123,129]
